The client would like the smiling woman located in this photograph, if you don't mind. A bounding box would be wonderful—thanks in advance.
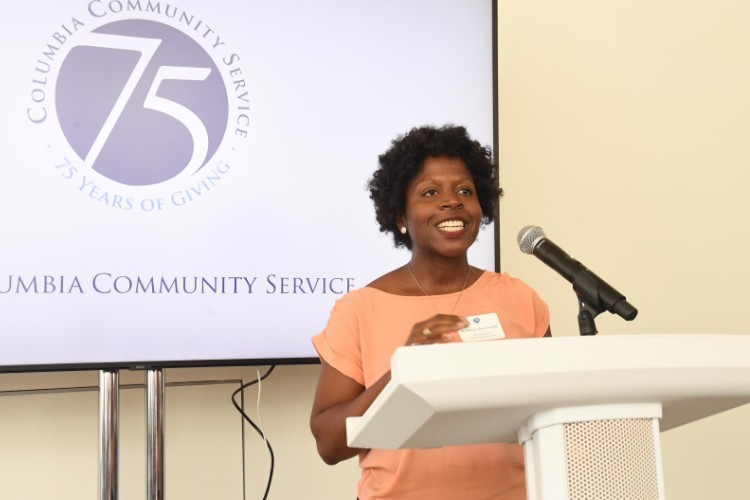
[309,124,551,500]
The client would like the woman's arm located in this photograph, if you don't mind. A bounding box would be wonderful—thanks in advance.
[309,361,390,465]
[310,314,466,464]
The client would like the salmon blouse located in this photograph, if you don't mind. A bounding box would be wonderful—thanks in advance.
[312,271,550,500]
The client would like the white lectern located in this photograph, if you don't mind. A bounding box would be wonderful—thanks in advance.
[346,334,750,499]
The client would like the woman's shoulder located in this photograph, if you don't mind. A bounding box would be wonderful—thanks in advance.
[331,277,400,307]
[365,269,398,292]
[365,267,417,296]
[473,270,539,293]
[326,278,415,325]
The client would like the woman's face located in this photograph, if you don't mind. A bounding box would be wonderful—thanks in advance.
[398,156,482,258]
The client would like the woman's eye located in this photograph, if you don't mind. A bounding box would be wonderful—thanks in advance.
[458,188,473,195]
[422,189,438,197]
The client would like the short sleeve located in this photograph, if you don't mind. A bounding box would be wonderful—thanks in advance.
[311,293,366,386]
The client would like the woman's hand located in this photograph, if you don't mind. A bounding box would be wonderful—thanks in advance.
[405,314,469,346]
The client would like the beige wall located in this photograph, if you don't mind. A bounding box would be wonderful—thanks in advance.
[497,0,750,499]
[0,366,360,500]
[2,1,750,498]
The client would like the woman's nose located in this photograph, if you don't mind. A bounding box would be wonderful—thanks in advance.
[440,192,463,209]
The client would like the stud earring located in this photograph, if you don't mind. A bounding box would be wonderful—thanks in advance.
[399,226,407,235]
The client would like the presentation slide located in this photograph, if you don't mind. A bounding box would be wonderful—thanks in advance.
[0,0,496,370]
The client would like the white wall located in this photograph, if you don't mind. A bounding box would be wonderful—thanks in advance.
[2,1,750,498]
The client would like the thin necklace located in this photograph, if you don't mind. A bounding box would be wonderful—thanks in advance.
[407,263,472,314]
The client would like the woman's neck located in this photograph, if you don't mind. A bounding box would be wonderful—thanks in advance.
[406,256,472,295]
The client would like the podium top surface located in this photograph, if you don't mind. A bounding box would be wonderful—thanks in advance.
[346,334,750,450]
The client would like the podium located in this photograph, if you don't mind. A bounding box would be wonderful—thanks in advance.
[346,334,750,499]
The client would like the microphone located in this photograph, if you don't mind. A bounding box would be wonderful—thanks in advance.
[517,225,638,321]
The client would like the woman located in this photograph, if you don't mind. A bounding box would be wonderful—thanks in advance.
[310,125,550,499]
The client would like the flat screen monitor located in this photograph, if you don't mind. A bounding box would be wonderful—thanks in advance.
[0,0,498,372]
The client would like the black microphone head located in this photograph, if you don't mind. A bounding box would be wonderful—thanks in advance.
[517,225,546,254]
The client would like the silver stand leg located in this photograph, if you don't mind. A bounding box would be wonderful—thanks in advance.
[147,369,165,500]
[99,370,119,500]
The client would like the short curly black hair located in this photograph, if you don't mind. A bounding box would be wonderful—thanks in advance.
[368,124,502,249]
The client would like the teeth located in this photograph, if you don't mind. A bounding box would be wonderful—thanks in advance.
[437,220,464,232]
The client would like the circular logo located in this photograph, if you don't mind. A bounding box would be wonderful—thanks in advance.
[55,19,229,186]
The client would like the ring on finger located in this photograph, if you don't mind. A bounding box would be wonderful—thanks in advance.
[422,328,432,337]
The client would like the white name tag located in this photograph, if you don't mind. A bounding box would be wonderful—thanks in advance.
[459,312,505,342]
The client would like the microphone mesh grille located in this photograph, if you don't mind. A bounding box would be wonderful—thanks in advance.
[517,225,546,254]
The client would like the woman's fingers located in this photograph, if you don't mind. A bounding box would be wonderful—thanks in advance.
[406,314,469,345]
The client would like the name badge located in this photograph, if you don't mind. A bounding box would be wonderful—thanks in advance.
[459,312,505,342]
